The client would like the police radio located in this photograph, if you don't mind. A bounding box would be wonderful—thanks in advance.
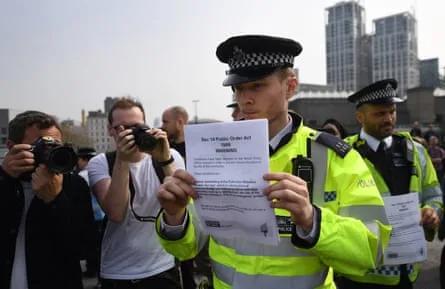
[292,155,314,203]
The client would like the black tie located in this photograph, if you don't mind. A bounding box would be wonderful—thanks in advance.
[377,141,387,155]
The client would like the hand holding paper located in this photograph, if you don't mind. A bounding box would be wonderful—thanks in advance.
[263,172,314,232]
[158,170,199,226]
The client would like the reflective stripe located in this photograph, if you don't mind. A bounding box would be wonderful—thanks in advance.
[211,237,327,275]
[338,205,389,224]
[212,260,329,289]
[188,204,209,252]
[365,221,383,264]
[421,186,443,219]
[213,236,315,257]
[310,135,328,205]
[212,260,234,286]
[414,142,426,183]
[423,186,442,203]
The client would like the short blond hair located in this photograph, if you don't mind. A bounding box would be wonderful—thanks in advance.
[277,67,296,80]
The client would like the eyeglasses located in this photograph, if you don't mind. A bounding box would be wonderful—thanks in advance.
[112,124,149,131]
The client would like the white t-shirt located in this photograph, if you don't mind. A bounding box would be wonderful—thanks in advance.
[87,150,184,280]
[10,182,35,289]
[78,169,89,185]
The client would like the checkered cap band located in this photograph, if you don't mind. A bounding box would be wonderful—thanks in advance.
[228,51,294,70]
[324,191,337,202]
[356,85,397,106]
[367,264,415,276]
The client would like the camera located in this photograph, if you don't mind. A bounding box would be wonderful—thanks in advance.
[130,125,159,151]
[28,136,78,174]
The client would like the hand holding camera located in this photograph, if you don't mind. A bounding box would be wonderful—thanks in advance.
[116,127,138,162]
[145,128,171,163]
[1,144,35,178]
[1,136,77,179]
[116,125,171,163]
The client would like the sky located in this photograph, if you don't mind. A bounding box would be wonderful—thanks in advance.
[1,0,444,125]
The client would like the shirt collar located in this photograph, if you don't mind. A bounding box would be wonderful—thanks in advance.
[270,115,293,150]
[360,129,393,152]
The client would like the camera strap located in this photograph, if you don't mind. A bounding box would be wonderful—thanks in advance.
[105,151,166,222]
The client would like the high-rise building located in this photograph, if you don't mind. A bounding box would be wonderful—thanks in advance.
[372,12,419,96]
[104,96,119,113]
[420,58,440,88]
[325,1,366,92]
[358,34,373,88]
[86,110,114,153]
[0,109,24,148]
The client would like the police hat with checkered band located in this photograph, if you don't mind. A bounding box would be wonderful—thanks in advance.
[216,35,302,86]
[347,78,403,108]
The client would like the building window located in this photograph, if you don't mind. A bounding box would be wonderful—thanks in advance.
[375,21,384,35]
[385,18,394,34]
[1,128,6,134]
[335,6,343,19]
[344,20,352,34]
[1,137,6,145]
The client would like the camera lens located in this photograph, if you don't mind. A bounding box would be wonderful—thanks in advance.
[47,147,77,174]
[137,134,158,151]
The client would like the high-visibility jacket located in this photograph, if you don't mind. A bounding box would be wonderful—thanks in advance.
[343,132,443,286]
[157,114,391,289]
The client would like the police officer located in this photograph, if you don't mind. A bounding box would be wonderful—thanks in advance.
[342,79,443,289]
[156,35,391,289]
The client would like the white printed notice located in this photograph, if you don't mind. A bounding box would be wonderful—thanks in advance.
[383,193,427,265]
[184,119,279,246]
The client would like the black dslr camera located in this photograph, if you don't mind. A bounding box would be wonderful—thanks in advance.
[130,124,159,151]
[28,136,78,174]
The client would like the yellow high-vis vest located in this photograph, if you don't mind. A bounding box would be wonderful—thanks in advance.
[343,132,443,286]
[157,114,391,289]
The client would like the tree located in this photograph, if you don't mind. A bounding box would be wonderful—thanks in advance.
[61,124,92,149]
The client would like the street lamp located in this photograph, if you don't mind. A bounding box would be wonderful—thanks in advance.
[192,99,200,124]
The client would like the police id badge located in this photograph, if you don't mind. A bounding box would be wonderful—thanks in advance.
[276,216,293,235]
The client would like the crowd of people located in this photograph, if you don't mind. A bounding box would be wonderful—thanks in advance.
[1,34,445,289]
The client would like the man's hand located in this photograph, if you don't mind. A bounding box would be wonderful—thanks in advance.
[420,207,440,229]
[147,128,171,162]
[263,172,314,231]
[1,144,35,178]
[115,127,138,162]
[31,164,63,203]
[157,169,198,225]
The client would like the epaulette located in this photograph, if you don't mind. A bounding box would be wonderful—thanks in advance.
[315,132,352,158]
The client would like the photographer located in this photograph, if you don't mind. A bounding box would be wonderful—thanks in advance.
[0,110,96,289]
[88,98,184,289]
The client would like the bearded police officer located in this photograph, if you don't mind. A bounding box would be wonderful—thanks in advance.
[156,35,392,289]
[341,79,443,289]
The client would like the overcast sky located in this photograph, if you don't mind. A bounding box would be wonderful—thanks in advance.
[1,0,444,125]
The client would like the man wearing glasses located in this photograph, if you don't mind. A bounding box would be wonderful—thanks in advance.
[88,97,184,289]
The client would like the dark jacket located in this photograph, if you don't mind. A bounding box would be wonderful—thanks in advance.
[0,166,97,289]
